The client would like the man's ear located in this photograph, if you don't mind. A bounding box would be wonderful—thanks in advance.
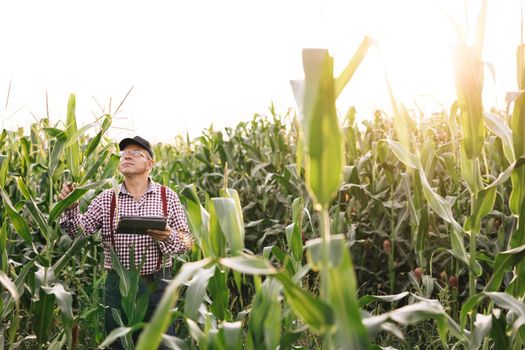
[146,159,154,171]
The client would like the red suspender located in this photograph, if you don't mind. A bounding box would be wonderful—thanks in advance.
[109,186,168,273]
[161,185,167,216]
[157,185,167,270]
[110,191,116,247]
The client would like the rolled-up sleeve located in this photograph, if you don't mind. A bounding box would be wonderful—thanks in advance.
[158,191,193,255]
[59,195,104,238]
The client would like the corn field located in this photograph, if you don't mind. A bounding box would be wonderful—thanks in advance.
[2,4,525,350]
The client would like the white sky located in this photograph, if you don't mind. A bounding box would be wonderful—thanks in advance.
[0,0,522,143]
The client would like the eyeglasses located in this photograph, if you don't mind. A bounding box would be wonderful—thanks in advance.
[119,150,150,159]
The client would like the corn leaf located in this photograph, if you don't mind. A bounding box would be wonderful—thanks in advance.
[219,254,276,275]
[101,153,120,180]
[484,244,525,292]
[41,283,73,324]
[184,266,215,321]
[385,140,481,275]
[509,44,525,215]
[135,258,212,350]
[48,178,116,223]
[334,36,374,98]
[212,198,244,255]
[181,184,212,257]
[453,44,485,160]
[16,177,50,241]
[0,187,32,245]
[484,112,515,163]
[275,273,334,333]
[0,155,8,188]
[32,289,55,345]
[65,94,81,180]
[1,258,36,320]
[292,49,343,207]
[48,132,68,178]
[0,271,19,311]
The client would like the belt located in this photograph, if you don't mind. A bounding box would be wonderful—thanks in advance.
[105,268,172,282]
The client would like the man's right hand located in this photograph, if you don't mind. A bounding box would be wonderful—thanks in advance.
[58,182,78,208]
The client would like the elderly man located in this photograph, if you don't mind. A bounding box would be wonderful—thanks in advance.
[59,136,193,349]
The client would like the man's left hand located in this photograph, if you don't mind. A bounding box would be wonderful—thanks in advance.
[148,225,171,241]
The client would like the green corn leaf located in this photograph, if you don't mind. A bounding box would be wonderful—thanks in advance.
[0,271,19,311]
[65,94,81,180]
[41,283,73,324]
[212,198,244,255]
[109,248,132,298]
[48,131,68,179]
[327,246,369,348]
[184,266,215,321]
[208,196,226,258]
[48,178,116,223]
[485,292,525,320]
[509,45,525,215]
[51,235,89,275]
[364,297,466,343]
[208,268,231,321]
[44,127,64,138]
[294,116,304,178]
[181,184,212,257]
[464,163,513,233]
[275,273,334,333]
[79,150,108,185]
[334,36,374,98]
[442,152,460,184]
[32,289,56,345]
[101,154,120,180]
[247,278,281,350]
[291,49,343,208]
[454,43,485,160]
[16,177,49,241]
[285,223,303,262]
[135,258,212,350]
[460,143,482,194]
[83,132,103,161]
[358,292,410,308]
[219,254,277,275]
[0,221,7,272]
[386,139,481,275]
[484,112,515,163]
[291,197,305,229]
[489,310,510,350]
[415,207,429,268]
[305,235,368,348]
[484,244,525,292]
[219,188,245,243]
[464,187,496,233]
[1,257,36,320]
[382,139,419,169]
[64,122,93,150]
[222,321,243,350]
[460,293,486,329]
[510,166,525,216]
[0,186,32,245]
[0,154,7,188]
[99,326,137,348]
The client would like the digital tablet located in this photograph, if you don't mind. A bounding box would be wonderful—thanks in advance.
[116,216,167,234]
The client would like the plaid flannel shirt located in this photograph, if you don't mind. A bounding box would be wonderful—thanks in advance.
[60,180,193,275]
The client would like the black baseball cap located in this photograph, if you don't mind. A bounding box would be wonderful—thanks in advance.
[119,136,154,158]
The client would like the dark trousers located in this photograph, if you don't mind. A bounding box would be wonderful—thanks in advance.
[104,269,176,349]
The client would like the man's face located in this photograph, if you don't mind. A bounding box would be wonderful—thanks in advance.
[118,144,154,176]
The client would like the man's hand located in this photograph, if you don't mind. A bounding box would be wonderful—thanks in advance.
[148,225,171,242]
[58,182,78,208]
